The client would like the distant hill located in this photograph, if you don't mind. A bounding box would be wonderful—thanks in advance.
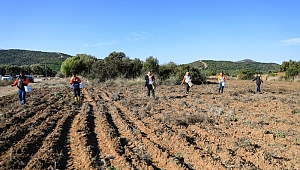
[0,49,281,76]
[236,59,256,62]
[0,49,72,71]
[190,59,280,76]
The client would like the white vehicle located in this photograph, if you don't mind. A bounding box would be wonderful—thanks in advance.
[1,75,12,81]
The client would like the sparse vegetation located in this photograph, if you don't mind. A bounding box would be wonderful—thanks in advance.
[292,109,298,114]
[107,166,116,170]
[276,132,285,138]
[0,80,14,86]
[0,75,299,170]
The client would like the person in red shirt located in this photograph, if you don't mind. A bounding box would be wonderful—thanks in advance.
[70,73,82,101]
[11,71,30,105]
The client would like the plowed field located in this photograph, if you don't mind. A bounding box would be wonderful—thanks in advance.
[0,79,299,170]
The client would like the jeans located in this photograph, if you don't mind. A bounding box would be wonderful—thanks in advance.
[184,82,190,93]
[146,84,155,98]
[18,89,26,105]
[256,84,261,93]
[73,88,81,97]
[218,82,224,93]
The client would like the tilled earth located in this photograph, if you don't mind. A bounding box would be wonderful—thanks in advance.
[0,80,299,170]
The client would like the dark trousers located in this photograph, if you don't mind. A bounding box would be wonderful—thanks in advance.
[256,84,261,93]
[18,89,26,105]
[73,88,81,97]
[146,84,155,98]
[184,82,190,93]
[218,82,224,93]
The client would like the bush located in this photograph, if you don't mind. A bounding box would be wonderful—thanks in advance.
[238,70,257,80]
[174,64,206,85]
[286,67,299,78]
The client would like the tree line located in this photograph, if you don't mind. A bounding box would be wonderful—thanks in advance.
[60,52,206,84]
[0,64,56,77]
[1,49,298,82]
[280,60,300,78]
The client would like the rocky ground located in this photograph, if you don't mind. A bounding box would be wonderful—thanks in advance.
[0,78,299,170]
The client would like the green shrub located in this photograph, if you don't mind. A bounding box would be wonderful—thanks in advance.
[292,109,298,114]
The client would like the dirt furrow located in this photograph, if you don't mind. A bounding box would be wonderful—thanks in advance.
[0,110,64,169]
[103,89,222,169]
[23,109,75,170]
[99,90,185,169]
[84,88,133,169]
[111,103,183,169]
[0,97,56,134]
[0,107,28,132]
[0,101,62,155]
[66,101,102,170]
[100,101,163,170]
[135,109,227,169]
[141,99,262,169]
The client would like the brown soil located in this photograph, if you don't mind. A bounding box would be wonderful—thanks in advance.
[0,79,299,169]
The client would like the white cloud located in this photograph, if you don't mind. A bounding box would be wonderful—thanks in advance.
[84,40,118,47]
[280,38,300,46]
[127,31,153,42]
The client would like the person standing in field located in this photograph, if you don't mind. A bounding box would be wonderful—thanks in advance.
[253,73,263,93]
[70,73,82,101]
[217,72,226,93]
[11,70,30,105]
[145,71,156,98]
[181,72,192,94]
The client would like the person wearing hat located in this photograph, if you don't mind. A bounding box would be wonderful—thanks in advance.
[11,70,30,105]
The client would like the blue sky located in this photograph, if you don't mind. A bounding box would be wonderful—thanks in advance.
[1,0,299,65]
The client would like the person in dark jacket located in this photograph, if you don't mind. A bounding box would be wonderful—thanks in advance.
[252,73,263,93]
[11,71,30,105]
[145,71,155,98]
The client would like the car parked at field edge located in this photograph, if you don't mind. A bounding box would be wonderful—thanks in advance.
[14,75,34,83]
[26,75,34,83]
[1,75,12,81]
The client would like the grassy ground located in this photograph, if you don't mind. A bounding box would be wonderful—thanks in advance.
[0,80,14,86]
